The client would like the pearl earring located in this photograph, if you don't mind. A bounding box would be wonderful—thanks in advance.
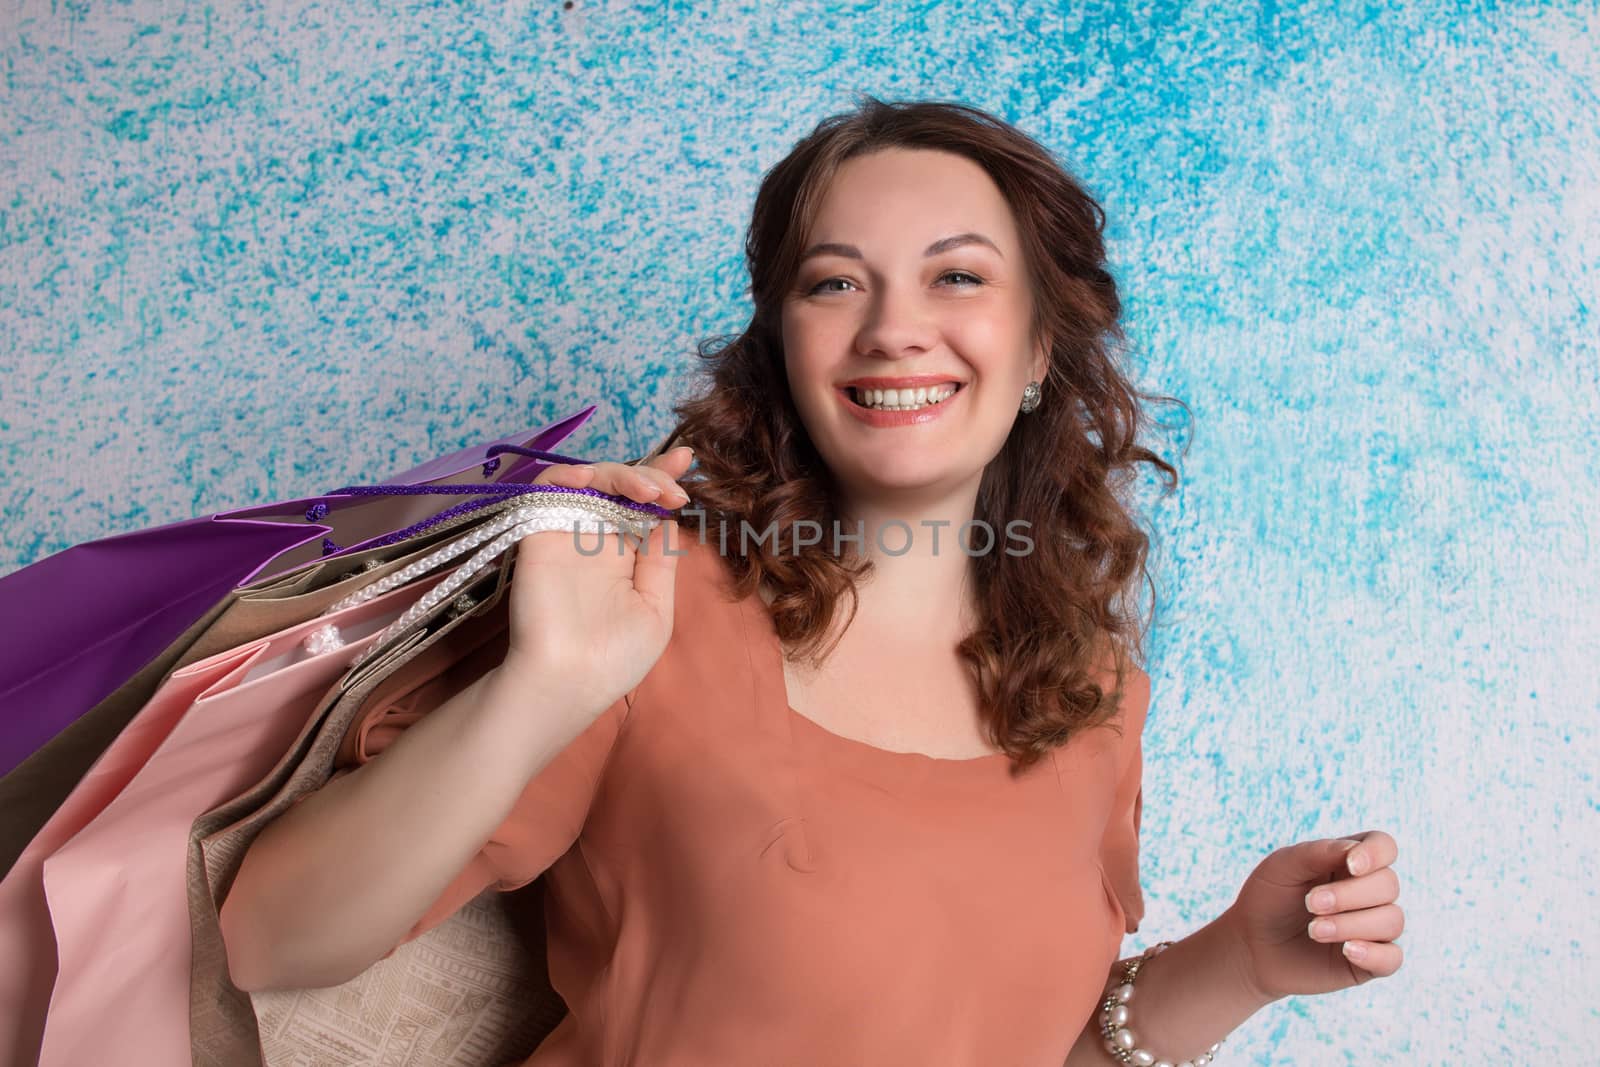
[1019,381,1042,414]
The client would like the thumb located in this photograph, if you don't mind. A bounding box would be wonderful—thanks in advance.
[1272,836,1362,884]
[630,520,683,617]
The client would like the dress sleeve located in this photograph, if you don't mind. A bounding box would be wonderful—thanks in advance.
[1098,663,1149,936]
[331,639,638,956]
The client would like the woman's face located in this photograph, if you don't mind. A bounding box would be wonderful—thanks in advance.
[779,147,1047,509]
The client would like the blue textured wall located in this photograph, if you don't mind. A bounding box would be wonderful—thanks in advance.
[3,1,1597,1061]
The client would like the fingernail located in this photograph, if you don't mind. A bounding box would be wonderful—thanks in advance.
[1347,849,1369,875]
[1307,889,1335,912]
[1309,919,1336,940]
[1343,941,1368,962]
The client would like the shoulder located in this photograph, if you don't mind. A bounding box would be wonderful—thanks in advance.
[665,528,747,612]
[1119,661,1150,734]
[638,530,756,682]
[615,532,764,750]
[1085,633,1150,741]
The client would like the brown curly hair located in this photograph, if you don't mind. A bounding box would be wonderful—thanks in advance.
[644,94,1187,774]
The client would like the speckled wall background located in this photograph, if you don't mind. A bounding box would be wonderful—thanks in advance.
[2,0,1597,1062]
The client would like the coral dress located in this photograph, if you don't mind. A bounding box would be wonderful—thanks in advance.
[357,533,1149,1066]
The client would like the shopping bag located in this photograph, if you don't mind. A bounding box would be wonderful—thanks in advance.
[0,405,598,774]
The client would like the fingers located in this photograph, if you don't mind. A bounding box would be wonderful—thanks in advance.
[1304,855,1406,979]
[1306,901,1406,947]
[531,446,694,509]
[1345,830,1397,877]
[638,443,695,478]
[629,519,684,613]
[530,461,591,487]
[627,446,693,504]
[633,445,695,500]
[1305,865,1400,915]
[1341,938,1402,978]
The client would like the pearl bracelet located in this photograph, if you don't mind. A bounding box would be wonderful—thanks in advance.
[1099,941,1225,1067]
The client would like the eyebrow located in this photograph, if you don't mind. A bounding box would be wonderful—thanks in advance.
[797,232,1004,264]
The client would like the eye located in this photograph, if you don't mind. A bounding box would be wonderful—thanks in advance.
[806,270,984,295]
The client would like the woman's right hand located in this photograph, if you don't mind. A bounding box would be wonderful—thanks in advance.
[495,445,696,728]
[219,448,698,993]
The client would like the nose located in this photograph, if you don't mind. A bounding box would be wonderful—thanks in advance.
[853,282,939,361]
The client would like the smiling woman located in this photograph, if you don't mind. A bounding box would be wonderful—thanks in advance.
[213,95,1403,1067]
[672,102,1184,767]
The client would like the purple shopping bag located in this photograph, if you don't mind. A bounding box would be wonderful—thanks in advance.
[0,405,599,776]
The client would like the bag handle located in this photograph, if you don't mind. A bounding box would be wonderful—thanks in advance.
[477,443,594,476]
[306,446,606,556]
[627,429,685,468]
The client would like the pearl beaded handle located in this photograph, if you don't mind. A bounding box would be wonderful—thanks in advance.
[304,488,669,665]
[304,473,674,560]
[1099,941,1225,1067]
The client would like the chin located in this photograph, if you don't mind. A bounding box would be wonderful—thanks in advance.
[843,459,971,496]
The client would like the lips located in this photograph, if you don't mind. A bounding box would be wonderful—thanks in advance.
[840,382,964,408]
[835,379,966,426]
[838,375,965,389]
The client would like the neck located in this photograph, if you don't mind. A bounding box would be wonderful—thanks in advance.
[829,481,985,639]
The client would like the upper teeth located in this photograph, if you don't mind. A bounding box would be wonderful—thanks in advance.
[853,385,957,410]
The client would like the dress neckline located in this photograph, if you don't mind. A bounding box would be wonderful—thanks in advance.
[736,572,1016,771]
[782,697,1014,767]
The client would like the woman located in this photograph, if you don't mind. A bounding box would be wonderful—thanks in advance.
[219,97,1404,1065]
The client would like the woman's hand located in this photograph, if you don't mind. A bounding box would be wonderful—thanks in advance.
[1221,830,1405,1003]
[496,446,697,729]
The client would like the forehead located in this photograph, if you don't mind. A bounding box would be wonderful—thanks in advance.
[804,147,1020,252]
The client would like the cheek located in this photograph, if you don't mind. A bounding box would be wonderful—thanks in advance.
[785,311,847,358]
[946,314,1026,379]
[779,318,838,385]
[777,345,832,424]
